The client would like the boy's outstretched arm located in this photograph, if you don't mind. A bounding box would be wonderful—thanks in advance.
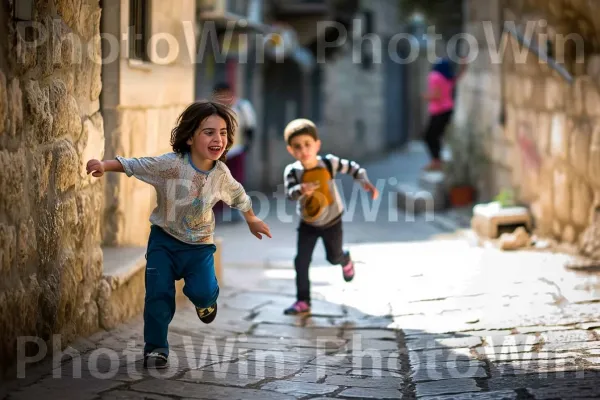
[86,159,125,177]
[325,154,379,199]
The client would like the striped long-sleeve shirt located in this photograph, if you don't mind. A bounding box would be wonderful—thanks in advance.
[283,154,370,227]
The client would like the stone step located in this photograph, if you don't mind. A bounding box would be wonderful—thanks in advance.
[395,182,447,214]
[97,238,223,330]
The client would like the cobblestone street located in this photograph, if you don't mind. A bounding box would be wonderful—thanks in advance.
[4,148,600,399]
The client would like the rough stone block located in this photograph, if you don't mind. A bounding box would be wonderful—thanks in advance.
[49,79,81,139]
[546,76,566,111]
[504,105,517,142]
[569,120,591,177]
[0,223,16,274]
[54,139,80,192]
[7,78,23,138]
[0,149,26,220]
[550,113,569,161]
[89,34,102,100]
[24,80,54,143]
[518,76,534,106]
[0,70,6,135]
[562,224,577,244]
[55,0,82,28]
[572,177,593,227]
[396,182,444,215]
[32,149,53,202]
[471,203,532,239]
[12,24,37,72]
[585,82,600,117]
[536,112,552,156]
[568,77,585,116]
[590,123,600,187]
[553,166,572,222]
[17,217,35,268]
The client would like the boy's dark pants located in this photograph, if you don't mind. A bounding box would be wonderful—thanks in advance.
[295,218,350,304]
[144,225,219,356]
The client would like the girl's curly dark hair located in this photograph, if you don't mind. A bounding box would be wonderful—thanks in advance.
[170,101,238,162]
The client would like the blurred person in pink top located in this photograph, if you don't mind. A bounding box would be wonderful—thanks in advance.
[422,58,467,171]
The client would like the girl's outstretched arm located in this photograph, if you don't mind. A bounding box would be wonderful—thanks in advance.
[86,159,125,177]
[242,208,272,240]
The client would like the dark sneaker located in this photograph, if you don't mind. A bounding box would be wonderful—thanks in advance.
[284,300,311,315]
[143,352,168,369]
[196,303,217,324]
[342,260,355,282]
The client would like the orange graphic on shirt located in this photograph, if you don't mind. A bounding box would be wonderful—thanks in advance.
[301,167,334,222]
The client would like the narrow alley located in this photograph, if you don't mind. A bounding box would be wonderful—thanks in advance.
[4,146,600,400]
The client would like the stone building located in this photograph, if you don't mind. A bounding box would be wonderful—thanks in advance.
[455,0,600,243]
[0,0,197,377]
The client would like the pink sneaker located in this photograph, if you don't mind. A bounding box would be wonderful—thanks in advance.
[342,260,355,282]
[284,300,311,315]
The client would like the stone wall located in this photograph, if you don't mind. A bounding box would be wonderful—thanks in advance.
[101,0,196,247]
[0,0,104,375]
[457,0,600,242]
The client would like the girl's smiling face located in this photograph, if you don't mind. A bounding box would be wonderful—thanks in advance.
[187,115,228,168]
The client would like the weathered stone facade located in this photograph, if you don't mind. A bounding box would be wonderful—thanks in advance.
[456,0,600,243]
[0,0,104,376]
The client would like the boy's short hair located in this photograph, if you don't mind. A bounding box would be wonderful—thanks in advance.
[284,119,318,145]
[213,82,231,92]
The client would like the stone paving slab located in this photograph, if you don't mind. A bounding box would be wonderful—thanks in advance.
[260,380,340,397]
[411,363,488,382]
[129,379,299,399]
[415,378,481,397]
[323,374,404,389]
[420,390,517,400]
[338,387,403,399]
[99,391,175,400]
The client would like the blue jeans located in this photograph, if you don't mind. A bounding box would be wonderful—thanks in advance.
[143,225,219,356]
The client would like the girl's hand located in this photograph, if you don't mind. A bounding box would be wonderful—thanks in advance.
[246,217,272,240]
[362,181,379,200]
[86,159,105,177]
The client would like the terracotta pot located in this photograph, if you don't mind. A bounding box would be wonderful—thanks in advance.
[449,185,475,207]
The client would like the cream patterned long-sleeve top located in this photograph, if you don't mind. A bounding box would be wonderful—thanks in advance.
[116,152,252,244]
